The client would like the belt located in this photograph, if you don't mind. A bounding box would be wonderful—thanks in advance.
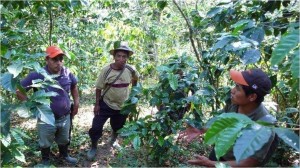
[54,113,70,120]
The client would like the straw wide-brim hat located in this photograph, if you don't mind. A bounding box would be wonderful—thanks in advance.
[109,45,134,56]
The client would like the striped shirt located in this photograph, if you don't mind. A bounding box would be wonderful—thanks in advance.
[95,64,139,110]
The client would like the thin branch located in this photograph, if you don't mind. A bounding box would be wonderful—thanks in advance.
[172,0,201,64]
[28,3,47,44]
[49,6,53,46]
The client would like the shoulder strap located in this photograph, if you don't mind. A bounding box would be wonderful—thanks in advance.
[103,66,113,81]
[100,66,126,100]
[125,64,135,76]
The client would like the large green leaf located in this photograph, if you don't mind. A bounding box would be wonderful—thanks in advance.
[11,129,25,145]
[35,104,55,126]
[207,7,223,18]
[168,73,178,90]
[290,48,300,78]
[215,122,246,160]
[212,36,235,51]
[250,27,265,44]
[218,113,253,123]
[15,103,31,118]
[1,134,11,147]
[241,49,261,65]
[7,61,23,78]
[1,105,11,136]
[12,148,26,163]
[233,124,272,163]
[31,90,59,100]
[0,73,17,92]
[274,127,300,152]
[132,135,141,149]
[204,117,240,145]
[270,29,300,66]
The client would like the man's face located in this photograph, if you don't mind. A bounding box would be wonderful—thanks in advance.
[114,50,129,68]
[231,83,251,105]
[46,55,64,74]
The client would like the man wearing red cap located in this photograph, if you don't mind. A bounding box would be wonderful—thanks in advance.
[179,68,277,167]
[87,44,139,160]
[16,46,79,165]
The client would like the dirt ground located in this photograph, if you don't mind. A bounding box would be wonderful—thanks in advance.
[17,91,156,167]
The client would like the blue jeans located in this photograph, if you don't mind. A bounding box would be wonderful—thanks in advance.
[89,100,127,142]
[37,114,70,148]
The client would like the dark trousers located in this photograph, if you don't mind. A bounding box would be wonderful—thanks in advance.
[88,100,127,142]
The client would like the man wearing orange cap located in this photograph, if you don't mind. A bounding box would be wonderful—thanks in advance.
[87,45,139,160]
[179,68,277,167]
[16,46,79,165]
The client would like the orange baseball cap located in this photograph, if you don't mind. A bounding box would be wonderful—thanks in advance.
[230,69,272,96]
[46,46,65,58]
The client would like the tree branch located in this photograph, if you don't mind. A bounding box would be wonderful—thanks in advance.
[28,3,47,44]
[172,0,201,64]
[49,6,53,46]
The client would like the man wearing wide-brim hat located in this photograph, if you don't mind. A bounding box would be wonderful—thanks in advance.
[87,44,140,160]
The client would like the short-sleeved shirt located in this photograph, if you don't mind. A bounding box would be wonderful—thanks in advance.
[221,103,277,163]
[95,64,139,110]
[21,66,78,117]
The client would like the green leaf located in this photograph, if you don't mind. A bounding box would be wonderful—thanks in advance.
[132,136,141,149]
[204,117,240,145]
[231,20,252,35]
[11,129,25,145]
[274,127,300,152]
[285,107,299,113]
[218,113,253,123]
[270,29,300,66]
[241,49,261,65]
[15,103,31,118]
[234,124,272,163]
[157,1,167,10]
[158,136,164,147]
[32,90,59,100]
[251,28,265,44]
[1,134,11,147]
[11,128,30,139]
[207,7,223,18]
[36,105,55,126]
[131,97,138,104]
[168,73,178,90]
[13,148,26,163]
[0,73,17,92]
[212,36,235,51]
[215,122,245,160]
[1,104,10,136]
[113,41,121,49]
[291,49,300,78]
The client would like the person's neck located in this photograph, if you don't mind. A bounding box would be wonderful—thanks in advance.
[111,63,125,70]
[46,66,61,75]
[238,102,260,115]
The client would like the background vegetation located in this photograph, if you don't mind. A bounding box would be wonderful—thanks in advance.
[1,0,299,167]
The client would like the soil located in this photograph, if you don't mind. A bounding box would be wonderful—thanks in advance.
[17,91,156,167]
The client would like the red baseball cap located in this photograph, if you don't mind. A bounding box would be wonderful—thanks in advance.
[230,69,272,96]
[46,46,65,58]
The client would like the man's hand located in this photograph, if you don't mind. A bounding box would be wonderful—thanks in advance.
[71,104,79,118]
[188,155,215,167]
[94,104,100,116]
[178,126,205,143]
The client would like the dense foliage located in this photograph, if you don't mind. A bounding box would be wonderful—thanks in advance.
[1,0,299,167]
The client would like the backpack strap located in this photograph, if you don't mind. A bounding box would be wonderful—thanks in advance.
[125,64,136,76]
[103,64,135,81]
[103,66,113,81]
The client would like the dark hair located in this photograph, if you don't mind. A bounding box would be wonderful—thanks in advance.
[242,85,264,104]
